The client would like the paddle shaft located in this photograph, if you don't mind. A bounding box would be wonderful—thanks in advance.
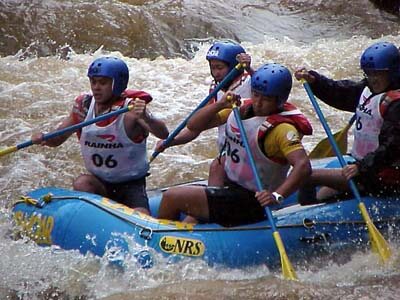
[303,82,362,199]
[0,105,133,157]
[150,63,244,162]
[232,104,298,280]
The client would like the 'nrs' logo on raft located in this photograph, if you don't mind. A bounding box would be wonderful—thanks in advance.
[159,236,205,257]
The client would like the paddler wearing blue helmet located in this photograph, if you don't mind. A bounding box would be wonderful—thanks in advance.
[32,56,168,214]
[158,63,313,227]
[155,41,253,193]
[295,41,400,204]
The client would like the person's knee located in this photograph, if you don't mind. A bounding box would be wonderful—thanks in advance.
[73,175,103,194]
[162,188,183,208]
[73,175,88,191]
[209,158,220,170]
[208,158,225,186]
[210,156,225,171]
[160,186,199,217]
[135,207,150,215]
[158,189,180,219]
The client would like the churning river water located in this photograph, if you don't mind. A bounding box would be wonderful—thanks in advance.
[1,0,400,299]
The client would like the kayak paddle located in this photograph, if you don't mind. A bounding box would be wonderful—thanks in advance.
[231,101,298,280]
[0,105,134,158]
[302,81,391,263]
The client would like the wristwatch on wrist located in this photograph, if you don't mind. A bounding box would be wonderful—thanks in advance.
[272,192,284,204]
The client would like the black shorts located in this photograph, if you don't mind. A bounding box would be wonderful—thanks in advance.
[206,181,266,227]
[100,177,149,210]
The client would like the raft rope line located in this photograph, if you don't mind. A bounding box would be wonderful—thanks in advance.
[15,195,399,234]
[147,179,207,193]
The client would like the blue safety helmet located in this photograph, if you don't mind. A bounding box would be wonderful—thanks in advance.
[87,57,129,96]
[206,41,245,71]
[251,63,292,107]
[360,42,400,77]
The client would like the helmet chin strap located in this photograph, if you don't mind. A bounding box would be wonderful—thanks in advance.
[111,79,116,96]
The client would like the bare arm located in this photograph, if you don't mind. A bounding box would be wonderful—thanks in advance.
[126,98,169,139]
[187,91,237,132]
[154,91,239,152]
[275,149,311,197]
[255,149,311,207]
[31,112,76,147]
[155,127,201,153]
[295,67,364,112]
[141,110,169,139]
[167,127,200,146]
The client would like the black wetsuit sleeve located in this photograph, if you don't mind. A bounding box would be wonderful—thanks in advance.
[356,101,400,175]
[308,70,367,112]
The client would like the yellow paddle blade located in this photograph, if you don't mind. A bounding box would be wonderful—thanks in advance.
[0,146,18,158]
[309,122,351,159]
[273,231,298,281]
[358,202,392,263]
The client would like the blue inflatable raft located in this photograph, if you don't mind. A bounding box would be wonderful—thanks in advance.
[11,157,400,269]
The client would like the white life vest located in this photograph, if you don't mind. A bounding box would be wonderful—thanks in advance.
[351,87,384,160]
[80,99,149,183]
[223,112,290,192]
[213,73,252,150]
